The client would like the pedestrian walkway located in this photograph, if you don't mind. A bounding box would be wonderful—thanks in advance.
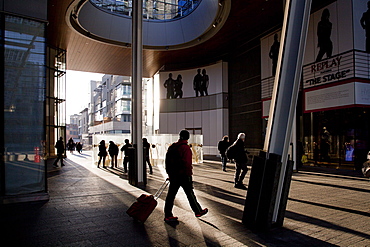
[1,151,370,246]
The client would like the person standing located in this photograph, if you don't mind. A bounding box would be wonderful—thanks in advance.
[193,69,203,97]
[229,133,249,190]
[164,130,208,223]
[269,33,280,76]
[201,69,209,96]
[97,140,107,168]
[218,136,231,172]
[164,73,175,99]
[174,74,183,99]
[360,1,370,53]
[108,141,119,168]
[143,138,153,174]
[120,139,132,173]
[315,8,333,62]
[53,137,65,167]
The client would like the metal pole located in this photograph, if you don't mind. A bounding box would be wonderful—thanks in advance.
[263,0,312,222]
[132,0,144,184]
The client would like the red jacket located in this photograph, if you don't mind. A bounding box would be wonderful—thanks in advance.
[173,139,193,176]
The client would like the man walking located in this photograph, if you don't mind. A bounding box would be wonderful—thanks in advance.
[229,133,249,190]
[164,130,208,222]
[53,137,65,167]
[218,135,231,172]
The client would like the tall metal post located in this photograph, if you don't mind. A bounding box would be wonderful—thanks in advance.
[131,0,144,185]
[243,0,312,230]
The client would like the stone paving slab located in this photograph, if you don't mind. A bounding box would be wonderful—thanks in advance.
[1,151,370,246]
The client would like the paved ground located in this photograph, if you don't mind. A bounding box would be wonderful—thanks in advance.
[1,151,370,247]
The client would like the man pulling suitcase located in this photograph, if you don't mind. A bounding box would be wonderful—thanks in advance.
[164,129,208,223]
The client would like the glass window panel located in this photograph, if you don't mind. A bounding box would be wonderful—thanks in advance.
[3,15,46,195]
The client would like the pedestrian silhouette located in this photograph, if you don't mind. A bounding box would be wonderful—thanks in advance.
[201,69,209,96]
[164,73,175,99]
[193,69,202,97]
[143,138,153,174]
[67,137,75,154]
[218,136,231,172]
[316,9,333,62]
[97,140,107,168]
[53,137,65,167]
[164,130,208,223]
[174,74,183,98]
[108,141,119,168]
[269,33,280,76]
[76,142,82,154]
[360,1,370,53]
[120,139,132,173]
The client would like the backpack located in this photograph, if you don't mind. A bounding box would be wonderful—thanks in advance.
[165,143,187,176]
[225,144,236,160]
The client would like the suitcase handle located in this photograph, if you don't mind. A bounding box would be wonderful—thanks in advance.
[154,178,170,200]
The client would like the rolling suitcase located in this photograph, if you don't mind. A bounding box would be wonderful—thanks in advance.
[126,179,169,223]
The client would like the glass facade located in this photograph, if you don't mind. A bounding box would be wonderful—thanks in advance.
[90,0,201,20]
[2,14,47,195]
[301,108,370,170]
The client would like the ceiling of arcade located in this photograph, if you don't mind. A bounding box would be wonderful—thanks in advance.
[48,0,334,78]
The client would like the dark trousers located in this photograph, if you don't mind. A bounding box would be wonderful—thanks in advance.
[123,156,129,172]
[110,155,118,168]
[145,156,153,173]
[221,155,227,170]
[164,176,202,217]
[235,161,248,184]
[53,153,64,166]
[98,155,106,167]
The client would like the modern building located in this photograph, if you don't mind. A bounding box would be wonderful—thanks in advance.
[1,0,369,204]
[66,123,79,142]
[88,75,132,134]
[78,107,90,146]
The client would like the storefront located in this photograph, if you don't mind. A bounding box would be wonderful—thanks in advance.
[261,0,370,170]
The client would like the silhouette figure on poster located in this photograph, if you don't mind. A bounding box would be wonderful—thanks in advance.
[315,9,333,62]
[269,33,280,76]
[164,73,175,99]
[174,74,183,98]
[193,69,203,97]
[201,69,209,96]
[360,1,370,53]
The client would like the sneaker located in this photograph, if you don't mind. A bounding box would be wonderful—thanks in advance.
[195,208,208,217]
[164,216,178,222]
[234,183,247,190]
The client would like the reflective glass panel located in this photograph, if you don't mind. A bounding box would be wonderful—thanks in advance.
[3,15,46,195]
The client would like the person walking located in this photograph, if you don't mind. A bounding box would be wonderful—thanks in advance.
[218,135,231,172]
[143,138,153,174]
[97,140,107,168]
[120,139,132,173]
[67,137,75,154]
[108,141,119,168]
[53,137,65,167]
[164,130,208,223]
[76,142,82,154]
[229,133,249,190]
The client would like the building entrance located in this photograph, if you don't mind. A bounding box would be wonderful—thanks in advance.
[302,108,369,170]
